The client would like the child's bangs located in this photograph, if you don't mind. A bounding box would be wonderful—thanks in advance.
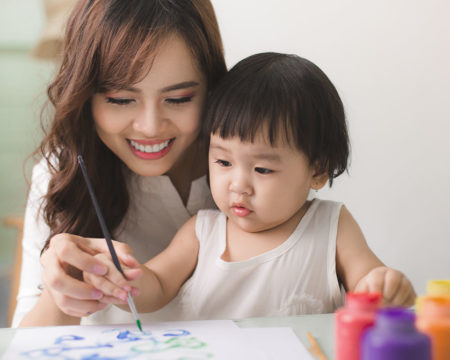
[207,78,298,147]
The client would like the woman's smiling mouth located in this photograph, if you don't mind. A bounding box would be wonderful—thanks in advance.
[128,138,174,159]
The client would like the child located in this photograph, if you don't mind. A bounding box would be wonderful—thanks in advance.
[86,52,416,319]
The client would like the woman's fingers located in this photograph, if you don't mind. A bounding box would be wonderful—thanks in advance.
[83,253,140,302]
[41,246,104,300]
[45,234,108,276]
[57,295,108,318]
[84,271,129,303]
[40,233,140,317]
[84,239,140,269]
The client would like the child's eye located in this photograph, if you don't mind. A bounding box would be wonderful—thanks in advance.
[106,97,134,105]
[255,167,273,174]
[165,96,193,105]
[215,159,231,167]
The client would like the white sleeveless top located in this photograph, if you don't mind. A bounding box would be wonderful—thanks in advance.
[171,199,344,320]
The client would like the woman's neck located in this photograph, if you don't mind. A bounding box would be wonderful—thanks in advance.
[166,140,208,206]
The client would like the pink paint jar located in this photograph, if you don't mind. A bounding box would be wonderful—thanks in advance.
[335,292,382,360]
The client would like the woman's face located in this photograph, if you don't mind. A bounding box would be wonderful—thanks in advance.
[92,34,207,178]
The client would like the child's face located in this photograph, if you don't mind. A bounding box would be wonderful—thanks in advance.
[209,132,320,233]
[91,34,207,180]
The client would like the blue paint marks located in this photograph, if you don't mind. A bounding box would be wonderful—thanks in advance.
[55,334,84,344]
[19,328,209,359]
[163,329,191,337]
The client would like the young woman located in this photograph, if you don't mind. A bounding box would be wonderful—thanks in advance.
[15,0,226,327]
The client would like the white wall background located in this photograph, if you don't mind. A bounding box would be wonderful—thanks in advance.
[1,0,448,297]
[211,0,450,294]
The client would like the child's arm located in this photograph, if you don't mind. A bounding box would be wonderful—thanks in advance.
[84,215,199,313]
[336,206,416,306]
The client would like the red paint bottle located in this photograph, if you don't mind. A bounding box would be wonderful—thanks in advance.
[335,292,382,360]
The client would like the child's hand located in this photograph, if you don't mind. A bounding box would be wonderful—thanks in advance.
[83,253,142,306]
[354,266,416,307]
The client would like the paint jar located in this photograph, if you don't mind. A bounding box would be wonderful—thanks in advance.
[361,307,431,360]
[416,296,450,360]
[416,279,450,314]
[335,292,381,360]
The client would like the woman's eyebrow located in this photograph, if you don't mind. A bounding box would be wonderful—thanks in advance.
[114,81,200,94]
[160,81,199,93]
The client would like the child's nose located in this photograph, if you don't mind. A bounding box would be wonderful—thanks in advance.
[229,173,253,196]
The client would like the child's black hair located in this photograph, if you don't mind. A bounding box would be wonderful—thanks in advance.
[203,52,350,185]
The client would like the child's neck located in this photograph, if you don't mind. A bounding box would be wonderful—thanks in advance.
[221,201,312,262]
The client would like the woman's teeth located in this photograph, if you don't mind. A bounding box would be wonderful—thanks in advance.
[129,139,170,153]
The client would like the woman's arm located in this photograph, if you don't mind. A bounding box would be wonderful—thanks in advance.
[84,215,200,313]
[12,159,52,327]
[336,205,416,306]
[19,289,80,327]
[14,159,140,326]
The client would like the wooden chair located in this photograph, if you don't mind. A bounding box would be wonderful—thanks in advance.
[3,216,24,326]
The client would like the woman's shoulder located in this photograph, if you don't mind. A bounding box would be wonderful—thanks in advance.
[31,153,59,177]
[30,156,54,189]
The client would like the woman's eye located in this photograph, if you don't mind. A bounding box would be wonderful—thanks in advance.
[106,97,134,105]
[215,159,231,167]
[255,167,273,174]
[165,96,193,105]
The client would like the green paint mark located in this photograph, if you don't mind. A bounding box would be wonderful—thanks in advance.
[136,319,143,332]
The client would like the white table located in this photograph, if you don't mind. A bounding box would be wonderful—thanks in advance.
[0,313,335,359]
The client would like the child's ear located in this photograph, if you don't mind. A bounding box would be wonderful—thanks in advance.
[311,171,328,190]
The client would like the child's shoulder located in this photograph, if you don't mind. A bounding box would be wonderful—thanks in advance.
[196,208,223,221]
[194,209,225,238]
[311,198,344,214]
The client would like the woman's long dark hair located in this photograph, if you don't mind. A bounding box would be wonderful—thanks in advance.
[38,0,226,251]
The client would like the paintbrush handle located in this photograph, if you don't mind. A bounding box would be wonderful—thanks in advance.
[77,155,125,276]
[78,155,142,331]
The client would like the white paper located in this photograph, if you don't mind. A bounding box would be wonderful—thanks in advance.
[241,327,313,360]
[3,320,264,359]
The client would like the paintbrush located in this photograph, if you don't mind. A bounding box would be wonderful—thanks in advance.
[77,155,143,332]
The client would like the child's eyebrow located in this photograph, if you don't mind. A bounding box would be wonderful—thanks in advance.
[209,143,229,152]
[251,153,281,162]
[210,143,281,162]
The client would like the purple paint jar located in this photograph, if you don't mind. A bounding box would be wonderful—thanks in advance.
[361,307,431,360]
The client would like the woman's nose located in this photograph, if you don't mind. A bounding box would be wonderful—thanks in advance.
[132,102,163,136]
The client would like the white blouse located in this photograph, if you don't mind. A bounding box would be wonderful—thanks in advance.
[11,157,215,327]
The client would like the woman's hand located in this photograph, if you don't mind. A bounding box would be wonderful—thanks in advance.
[40,233,139,317]
[354,266,416,307]
[83,253,142,307]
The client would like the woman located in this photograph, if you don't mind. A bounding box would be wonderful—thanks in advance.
[15,0,226,327]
